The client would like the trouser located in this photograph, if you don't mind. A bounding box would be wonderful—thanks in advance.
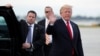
[21,50,33,56]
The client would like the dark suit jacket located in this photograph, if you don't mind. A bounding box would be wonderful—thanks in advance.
[38,19,45,28]
[38,19,52,56]
[46,19,84,56]
[20,20,45,56]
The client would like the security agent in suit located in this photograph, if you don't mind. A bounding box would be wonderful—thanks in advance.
[38,6,55,56]
[46,4,84,56]
[20,10,45,56]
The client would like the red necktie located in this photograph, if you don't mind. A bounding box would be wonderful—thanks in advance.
[66,21,74,56]
[66,21,72,39]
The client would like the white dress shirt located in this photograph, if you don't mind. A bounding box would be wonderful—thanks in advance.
[62,19,74,38]
[45,18,52,43]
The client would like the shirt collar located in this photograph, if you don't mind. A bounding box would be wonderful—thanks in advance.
[45,17,49,20]
[27,23,34,27]
[62,18,70,25]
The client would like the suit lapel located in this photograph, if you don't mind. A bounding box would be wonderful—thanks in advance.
[22,21,29,42]
[41,19,45,27]
[60,19,71,40]
[32,24,37,42]
[43,19,45,27]
[70,21,77,42]
[70,21,78,48]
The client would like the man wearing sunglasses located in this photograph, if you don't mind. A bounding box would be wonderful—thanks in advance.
[38,6,56,56]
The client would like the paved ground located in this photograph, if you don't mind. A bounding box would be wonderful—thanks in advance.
[80,27,100,56]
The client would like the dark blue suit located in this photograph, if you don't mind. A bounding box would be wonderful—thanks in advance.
[38,19,52,56]
[46,19,84,56]
[20,20,45,56]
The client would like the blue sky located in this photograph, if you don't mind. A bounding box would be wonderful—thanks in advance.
[0,0,100,17]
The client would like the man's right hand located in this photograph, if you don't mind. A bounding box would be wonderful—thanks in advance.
[22,43,31,49]
[49,13,56,24]
[45,34,51,45]
[5,4,12,8]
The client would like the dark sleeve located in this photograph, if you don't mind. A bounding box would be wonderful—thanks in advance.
[20,20,24,38]
[20,20,28,40]
[46,24,54,35]
[38,20,42,25]
[33,25,45,49]
[77,25,84,56]
[37,19,44,26]
[13,20,24,56]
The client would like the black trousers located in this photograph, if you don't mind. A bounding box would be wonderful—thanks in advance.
[44,44,52,56]
[21,50,33,56]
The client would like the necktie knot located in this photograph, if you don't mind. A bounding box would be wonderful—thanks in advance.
[28,25,32,27]
[66,21,69,25]
[28,25,32,29]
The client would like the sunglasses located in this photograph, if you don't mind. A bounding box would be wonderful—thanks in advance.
[45,11,50,13]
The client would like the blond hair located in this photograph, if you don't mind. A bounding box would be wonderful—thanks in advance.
[60,4,72,13]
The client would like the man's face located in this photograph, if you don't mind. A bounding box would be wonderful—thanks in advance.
[60,8,72,21]
[45,8,53,19]
[26,13,36,24]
